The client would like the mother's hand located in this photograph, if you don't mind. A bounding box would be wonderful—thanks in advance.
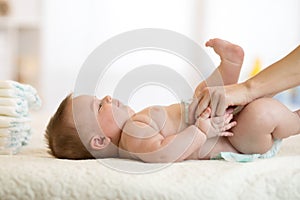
[189,83,251,124]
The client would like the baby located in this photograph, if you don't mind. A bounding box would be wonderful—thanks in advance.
[46,39,300,162]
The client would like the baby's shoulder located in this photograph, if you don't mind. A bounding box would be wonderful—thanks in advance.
[119,113,163,154]
[131,106,167,129]
[123,113,160,135]
[130,113,152,125]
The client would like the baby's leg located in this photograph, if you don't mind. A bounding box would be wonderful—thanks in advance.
[205,39,244,85]
[228,98,300,154]
[206,39,244,85]
[195,39,244,95]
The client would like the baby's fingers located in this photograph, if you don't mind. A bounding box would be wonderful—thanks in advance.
[225,113,234,124]
[221,121,237,132]
[211,115,226,125]
[211,114,230,129]
[219,131,234,137]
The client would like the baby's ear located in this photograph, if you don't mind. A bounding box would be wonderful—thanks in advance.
[90,135,111,150]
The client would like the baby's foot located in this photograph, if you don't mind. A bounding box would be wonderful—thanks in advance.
[206,38,244,67]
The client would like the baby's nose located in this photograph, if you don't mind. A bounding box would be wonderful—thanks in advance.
[104,95,112,103]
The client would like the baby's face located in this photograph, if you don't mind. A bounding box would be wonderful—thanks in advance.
[71,95,134,143]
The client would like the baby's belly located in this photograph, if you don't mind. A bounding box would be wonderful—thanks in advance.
[199,137,240,160]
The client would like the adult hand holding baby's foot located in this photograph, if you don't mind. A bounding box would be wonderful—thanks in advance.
[195,107,236,138]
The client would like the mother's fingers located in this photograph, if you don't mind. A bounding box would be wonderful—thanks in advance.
[216,94,226,116]
[192,86,229,123]
[210,88,227,117]
[199,107,211,120]
[195,95,210,119]
[194,87,212,118]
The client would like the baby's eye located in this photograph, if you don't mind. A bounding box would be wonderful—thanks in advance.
[98,103,102,111]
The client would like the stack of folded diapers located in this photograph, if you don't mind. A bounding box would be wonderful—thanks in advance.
[0,80,41,154]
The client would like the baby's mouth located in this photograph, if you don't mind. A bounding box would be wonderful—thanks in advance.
[113,99,120,107]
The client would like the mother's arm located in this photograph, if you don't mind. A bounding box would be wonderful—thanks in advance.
[195,45,300,117]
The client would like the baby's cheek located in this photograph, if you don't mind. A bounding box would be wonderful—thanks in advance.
[110,109,125,127]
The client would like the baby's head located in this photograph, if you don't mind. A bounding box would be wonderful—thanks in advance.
[45,94,134,159]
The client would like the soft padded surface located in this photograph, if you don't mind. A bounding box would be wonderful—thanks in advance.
[0,112,300,200]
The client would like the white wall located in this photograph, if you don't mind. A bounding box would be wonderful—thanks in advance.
[199,0,300,81]
[41,0,300,112]
[41,0,202,112]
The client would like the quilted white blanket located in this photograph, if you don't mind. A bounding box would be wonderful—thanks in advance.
[0,113,300,200]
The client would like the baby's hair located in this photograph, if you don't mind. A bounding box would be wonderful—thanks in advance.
[45,94,94,159]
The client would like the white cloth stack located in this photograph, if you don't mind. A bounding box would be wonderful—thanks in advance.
[0,80,41,154]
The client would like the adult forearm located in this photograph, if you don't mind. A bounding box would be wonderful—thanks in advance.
[245,45,300,100]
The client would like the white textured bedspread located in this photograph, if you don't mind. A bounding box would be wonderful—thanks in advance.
[0,113,300,200]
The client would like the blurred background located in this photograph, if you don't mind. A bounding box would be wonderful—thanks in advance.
[0,0,299,114]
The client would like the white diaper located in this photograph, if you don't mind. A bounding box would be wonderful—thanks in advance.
[0,80,41,155]
[0,105,29,117]
[0,116,30,128]
[0,80,41,110]
[211,139,282,162]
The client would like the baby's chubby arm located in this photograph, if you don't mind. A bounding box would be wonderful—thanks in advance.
[121,115,207,163]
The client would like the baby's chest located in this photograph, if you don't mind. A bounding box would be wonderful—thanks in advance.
[139,106,177,137]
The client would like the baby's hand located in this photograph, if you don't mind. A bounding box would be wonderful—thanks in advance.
[195,107,236,138]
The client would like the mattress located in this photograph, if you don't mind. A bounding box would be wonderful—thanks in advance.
[0,112,300,200]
